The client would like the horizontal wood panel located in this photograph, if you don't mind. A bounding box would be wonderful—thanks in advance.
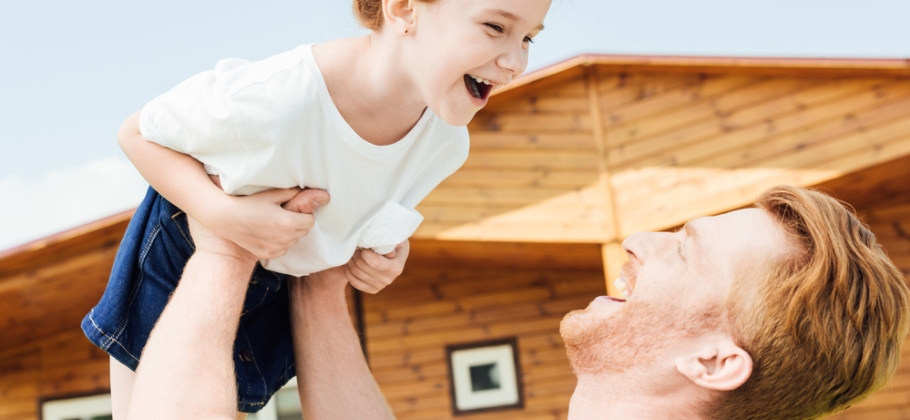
[612,80,900,170]
[364,256,603,420]
[468,133,596,151]
[0,331,111,420]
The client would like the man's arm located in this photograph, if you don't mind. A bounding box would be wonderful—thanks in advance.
[290,268,397,420]
[125,218,257,420]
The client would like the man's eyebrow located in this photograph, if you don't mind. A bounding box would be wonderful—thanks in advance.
[487,9,546,31]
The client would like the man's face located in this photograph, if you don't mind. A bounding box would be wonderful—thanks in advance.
[560,208,790,375]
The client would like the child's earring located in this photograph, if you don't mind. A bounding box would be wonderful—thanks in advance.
[404,29,409,34]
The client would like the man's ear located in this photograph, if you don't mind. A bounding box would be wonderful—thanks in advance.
[676,337,752,391]
[382,0,417,35]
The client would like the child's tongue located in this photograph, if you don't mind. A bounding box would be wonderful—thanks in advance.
[464,75,490,100]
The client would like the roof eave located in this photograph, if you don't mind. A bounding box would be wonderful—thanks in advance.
[494,53,910,97]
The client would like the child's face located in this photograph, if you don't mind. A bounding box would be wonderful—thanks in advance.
[407,0,551,126]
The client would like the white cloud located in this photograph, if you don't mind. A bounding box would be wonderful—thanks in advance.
[0,157,148,251]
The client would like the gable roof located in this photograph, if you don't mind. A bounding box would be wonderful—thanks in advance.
[495,54,910,99]
[3,53,910,266]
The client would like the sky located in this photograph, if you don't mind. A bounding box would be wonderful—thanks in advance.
[1,0,909,251]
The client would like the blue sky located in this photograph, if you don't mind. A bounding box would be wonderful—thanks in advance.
[1,0,909,250]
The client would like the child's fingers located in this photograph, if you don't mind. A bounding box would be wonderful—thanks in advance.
[345,261,379,294]
[283,212,317,233]
[257,187,304,205]
[358,249,392,272]
[351,250,382,277]
[393,240,410,261]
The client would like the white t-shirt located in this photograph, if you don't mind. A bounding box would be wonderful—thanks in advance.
[139,44,469,276]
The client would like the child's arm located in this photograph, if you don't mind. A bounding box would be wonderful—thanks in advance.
[118,111,328,259]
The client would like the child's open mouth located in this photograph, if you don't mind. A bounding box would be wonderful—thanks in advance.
[464,74,494,102]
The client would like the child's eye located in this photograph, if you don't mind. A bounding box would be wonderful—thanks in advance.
[524,36,535,44]
[485,23,504,33]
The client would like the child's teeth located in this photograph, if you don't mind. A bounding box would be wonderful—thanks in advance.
[622,290,630,298]
[482,79,491,85]
[474,76,483,83]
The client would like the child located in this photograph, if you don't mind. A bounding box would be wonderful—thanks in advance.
[82,0,551,416]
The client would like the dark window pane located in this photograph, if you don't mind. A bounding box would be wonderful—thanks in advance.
[469,363,501,391]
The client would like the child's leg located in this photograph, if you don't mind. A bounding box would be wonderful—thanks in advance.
[109,356,136,420]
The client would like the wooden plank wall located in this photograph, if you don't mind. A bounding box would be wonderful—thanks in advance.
[607,71,910,236]
[416,68,910,243]
[362,257,605,420]
[829,196,910,420]
[416,70,611,243]
[0,331,110,420]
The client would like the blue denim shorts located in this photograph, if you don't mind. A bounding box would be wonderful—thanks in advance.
[82,187,296,413]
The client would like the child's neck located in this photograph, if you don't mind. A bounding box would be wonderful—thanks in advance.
[313,36,427,146]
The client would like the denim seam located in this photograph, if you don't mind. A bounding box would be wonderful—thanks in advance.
[107,223,161,351]
[253,284,269,307]
[238,324,269,406]
[170,211,195,250]
[86,309,141,362]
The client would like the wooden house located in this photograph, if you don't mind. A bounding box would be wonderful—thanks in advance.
[2,54,910,420]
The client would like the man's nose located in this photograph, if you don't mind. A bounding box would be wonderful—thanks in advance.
[622,231,674,260]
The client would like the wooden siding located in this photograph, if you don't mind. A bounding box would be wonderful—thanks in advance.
[0,331,110,420]
[362,249,605,420]
[416,69,910,243]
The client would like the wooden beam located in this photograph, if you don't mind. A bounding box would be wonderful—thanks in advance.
[586,65,620,243]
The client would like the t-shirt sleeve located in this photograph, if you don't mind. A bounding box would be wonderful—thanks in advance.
[138,62,247,165]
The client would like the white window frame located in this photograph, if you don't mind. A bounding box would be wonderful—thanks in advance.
[248,377,300,420]
[42,394,112,420]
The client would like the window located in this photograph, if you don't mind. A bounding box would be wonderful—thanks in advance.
[41,394,112,420]
[248,377,302,420]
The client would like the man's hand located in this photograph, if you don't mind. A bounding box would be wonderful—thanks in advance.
[344,240,410,294]
[204,176,330,261]
[186,215,258,267]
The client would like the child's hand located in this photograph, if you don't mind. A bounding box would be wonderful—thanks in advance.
[206,184,330,260]
[343,241,410,294]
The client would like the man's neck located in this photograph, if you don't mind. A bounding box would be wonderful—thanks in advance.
[569,374,705,420]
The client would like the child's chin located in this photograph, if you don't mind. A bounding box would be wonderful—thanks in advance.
[436,107,478,127]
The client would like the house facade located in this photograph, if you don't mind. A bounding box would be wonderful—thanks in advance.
[2,55,910,420]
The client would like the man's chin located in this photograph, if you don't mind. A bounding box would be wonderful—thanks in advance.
[560,300,662,375]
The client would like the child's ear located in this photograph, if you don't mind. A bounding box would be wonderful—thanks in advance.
[383,0,417,36]
[676,337,753,391]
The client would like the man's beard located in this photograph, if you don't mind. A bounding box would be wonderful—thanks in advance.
[560,300,723,375]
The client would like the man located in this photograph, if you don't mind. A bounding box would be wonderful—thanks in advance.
[125,186,910,420]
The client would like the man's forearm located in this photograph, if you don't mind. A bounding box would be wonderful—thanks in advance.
[289,271,396,420]
[127,252,254,420]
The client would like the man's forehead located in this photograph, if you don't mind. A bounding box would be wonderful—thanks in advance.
[696,209,785,261]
